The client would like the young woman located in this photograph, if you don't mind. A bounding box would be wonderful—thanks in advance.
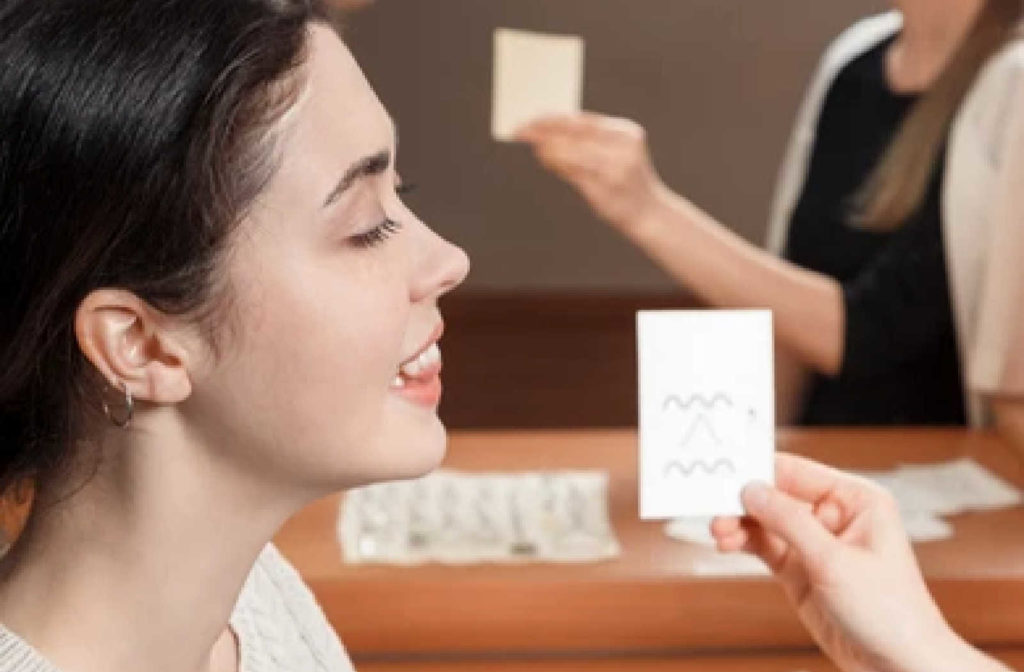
[0,2,1017,672]
[0,1,468,669]
[518,0,1024,435]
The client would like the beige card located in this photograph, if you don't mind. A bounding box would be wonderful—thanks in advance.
[491,28,585,142]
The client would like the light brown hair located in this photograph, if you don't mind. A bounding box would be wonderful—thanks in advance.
[858,0,1023,229]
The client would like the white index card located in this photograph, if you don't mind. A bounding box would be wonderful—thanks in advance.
[491,28,585,142]
[637,310,775,518]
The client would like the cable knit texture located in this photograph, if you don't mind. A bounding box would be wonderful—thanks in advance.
[0,543,355,672]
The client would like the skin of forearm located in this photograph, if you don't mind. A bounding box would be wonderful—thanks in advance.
[836,612,1011,672]
[628,186,845,376]
[909,631,1015,672]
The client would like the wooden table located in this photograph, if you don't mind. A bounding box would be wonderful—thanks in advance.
[274,428,1024,660]
[357,648,1024,672]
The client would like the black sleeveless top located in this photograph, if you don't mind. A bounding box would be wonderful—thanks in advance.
[784,37,966,426]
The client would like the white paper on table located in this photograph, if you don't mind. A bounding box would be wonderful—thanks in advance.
[338,470,620,565]
[491,28,585,141]
[900,511,955,543]
[856,468,956,516]
[896,458,1022,515]
[691,553,771,577]
[637,310,775,519]
[857,458,1022,518]
[663,517,770,576]
[663,516,716,546]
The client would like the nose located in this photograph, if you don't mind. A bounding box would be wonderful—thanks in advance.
[411,228,470,303]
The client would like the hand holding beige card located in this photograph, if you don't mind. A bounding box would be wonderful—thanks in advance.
[491,28,585,142]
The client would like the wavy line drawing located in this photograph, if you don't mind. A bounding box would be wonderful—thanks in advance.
[676,413,723,449]
[663,458,737,478]
[662,393,734,412]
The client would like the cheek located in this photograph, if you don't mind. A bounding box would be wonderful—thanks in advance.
[218,248,411,480]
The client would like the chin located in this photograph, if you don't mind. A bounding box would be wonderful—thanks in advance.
[394,415,449,478]
[344,415,449,490]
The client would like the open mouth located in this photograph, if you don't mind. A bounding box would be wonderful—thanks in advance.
[389,324,445,408]
[391,342,442,389]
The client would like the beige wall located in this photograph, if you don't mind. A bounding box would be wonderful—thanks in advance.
[344,0,886,291]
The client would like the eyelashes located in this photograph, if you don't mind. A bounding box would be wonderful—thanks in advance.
[346,181,416,249]
[349,217,403,249]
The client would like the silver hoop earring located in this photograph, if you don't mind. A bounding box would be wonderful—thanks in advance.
[102,381,133,429]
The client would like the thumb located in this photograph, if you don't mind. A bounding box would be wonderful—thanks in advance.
[742,482,837,567]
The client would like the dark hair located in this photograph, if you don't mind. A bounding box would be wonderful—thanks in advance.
[0,0,326,499]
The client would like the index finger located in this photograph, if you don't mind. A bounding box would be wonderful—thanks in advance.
[519,112,635,141]
[514,114,588,140]
[774,453,877,512]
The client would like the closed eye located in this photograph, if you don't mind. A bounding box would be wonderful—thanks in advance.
[349,218,403,249]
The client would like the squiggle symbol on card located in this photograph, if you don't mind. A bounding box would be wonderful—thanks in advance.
[661,393,755,450]
[663,458,737,478]
[657,391,760,479]
[662,393,734,412]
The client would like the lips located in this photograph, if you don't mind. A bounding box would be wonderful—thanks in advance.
[391,342,442,388]
[389,323,445,408]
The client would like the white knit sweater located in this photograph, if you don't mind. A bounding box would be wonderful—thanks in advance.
[0,543,356,672]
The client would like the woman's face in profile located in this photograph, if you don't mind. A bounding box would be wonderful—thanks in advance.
[188,25,469,493]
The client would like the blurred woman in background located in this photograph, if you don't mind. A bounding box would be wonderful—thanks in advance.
[519,0,1024,439]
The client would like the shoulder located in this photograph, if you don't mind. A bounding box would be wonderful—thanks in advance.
[766,11,903,252]
[0,624,61,672]
[247,541,310,594]
[982,37,1024,77]
[964,37,1024,112]
[231,543,355,672]
[953,38,1024,167]
[792,11,903,132]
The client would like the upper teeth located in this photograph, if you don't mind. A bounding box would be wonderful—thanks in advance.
[399,343,441,378]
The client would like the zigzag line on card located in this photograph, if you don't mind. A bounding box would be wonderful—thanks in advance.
[663,458,737,478]
[662,393,734,412]
[677,413,724,448]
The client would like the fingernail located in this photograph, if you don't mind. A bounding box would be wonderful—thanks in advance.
[741,481,771,511]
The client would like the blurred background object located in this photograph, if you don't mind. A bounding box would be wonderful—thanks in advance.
[343,0,885,428]
[328,0,376,12]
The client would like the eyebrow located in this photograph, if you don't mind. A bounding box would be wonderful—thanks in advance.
[322,149,390,208]
[321,124,400,208]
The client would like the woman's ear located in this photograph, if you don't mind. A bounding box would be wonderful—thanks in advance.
[74,289,195,404]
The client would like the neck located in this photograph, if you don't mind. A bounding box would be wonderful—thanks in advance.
[889,0,988,91]
[0,411,313,672]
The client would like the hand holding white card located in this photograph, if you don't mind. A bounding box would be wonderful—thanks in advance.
[491,28,585,142]
[637,310,775,518]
